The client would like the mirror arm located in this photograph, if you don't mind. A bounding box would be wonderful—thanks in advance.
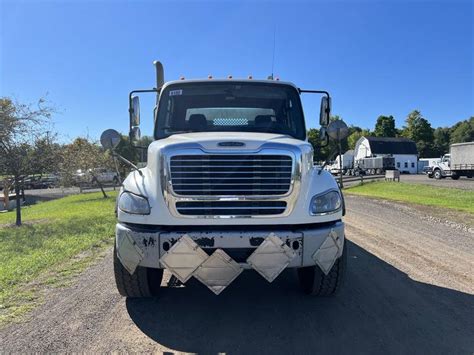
[318,147,339,175]
[298,89,331,126]
[128,88,161,149]
[129,88,160,101]
[298,89,330,100]
[111,151,143,177]
[129,88,160,127]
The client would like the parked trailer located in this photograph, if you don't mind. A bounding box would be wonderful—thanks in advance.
[428,142,474,179]
[328,151,354,175]
[351,156,395,175]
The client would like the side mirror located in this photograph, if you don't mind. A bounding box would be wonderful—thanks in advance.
[129,96,141,144]
[130,96,141,127]
[100,129,122,151]
[319,96,331,126]
[130,126,141,143]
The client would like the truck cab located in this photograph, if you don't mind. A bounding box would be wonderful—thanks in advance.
[429,142,474,180]
[109,62,346,297]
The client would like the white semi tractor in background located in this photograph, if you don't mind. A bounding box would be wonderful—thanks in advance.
[102,61,348,297]
[428,142,474,179]
[327,150,354,175]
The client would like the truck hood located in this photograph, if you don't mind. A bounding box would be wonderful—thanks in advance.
[148,132,310,152]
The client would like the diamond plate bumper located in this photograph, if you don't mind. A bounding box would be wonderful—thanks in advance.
[246,234,296,282]
[194,249,243,295]
[159,235,209,283]
[115,229,145,274]
[312,229,342,275]
[116,221,345,294]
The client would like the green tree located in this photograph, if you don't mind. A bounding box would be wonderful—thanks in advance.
[307,116,350,163]
[114,135,138,163]
[432,127,450,156]
[307,128,330,162]
[0,97,54,225]
[60,137,114,196]
[450,117,474,144]
[374,115,396,137]
[30,134,62,175]
[401,110,434,157]
[347,128,371,150]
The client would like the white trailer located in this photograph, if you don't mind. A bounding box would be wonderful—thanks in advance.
[102,61,347,298]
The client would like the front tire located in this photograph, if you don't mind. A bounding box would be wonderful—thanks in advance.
[433,169,442,179]
[297,241,347,296]
[113,244,163,297]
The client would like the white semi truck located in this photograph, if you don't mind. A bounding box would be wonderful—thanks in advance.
[327,150,354,175]
[104,61,346,297]
[428,142,474,179]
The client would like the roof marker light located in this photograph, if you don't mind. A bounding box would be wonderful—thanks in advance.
[228,75,233,79]
[248,75,253,79]
[180,76,185,80]
[208,75,213,79]
[275,77,280,81]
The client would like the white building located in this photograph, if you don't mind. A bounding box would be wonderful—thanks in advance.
[354,136,418,174]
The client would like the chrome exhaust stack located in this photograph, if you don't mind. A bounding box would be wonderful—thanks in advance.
[153,60,164,89]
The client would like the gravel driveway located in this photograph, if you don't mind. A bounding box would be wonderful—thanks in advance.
[398,174,474,190]
[1,195,473,354]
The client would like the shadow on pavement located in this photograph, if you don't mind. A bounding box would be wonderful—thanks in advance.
[126,240,474,354]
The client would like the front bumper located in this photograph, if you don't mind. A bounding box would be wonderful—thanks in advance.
[115,221,344,294]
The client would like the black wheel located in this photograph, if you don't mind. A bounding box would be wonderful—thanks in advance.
[451,174,460,180]
[113,244,163,297]
[433,169,442,179]
[297,241,347,296]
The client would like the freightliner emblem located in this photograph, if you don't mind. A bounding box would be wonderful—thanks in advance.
[217,142,245,147]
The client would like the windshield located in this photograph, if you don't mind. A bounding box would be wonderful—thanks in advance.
[155,82,306,140]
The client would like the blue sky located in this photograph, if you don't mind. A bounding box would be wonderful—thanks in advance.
[1,0,472,142]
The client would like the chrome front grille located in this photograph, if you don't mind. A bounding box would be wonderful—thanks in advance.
[176,201,287,216]
[170,155,293,196]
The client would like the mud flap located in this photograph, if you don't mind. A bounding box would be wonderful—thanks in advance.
[312,229,341,275]
[159,235,209,283]
[194,249,243,295]
[247,234,296,282]
[117,231,145,275]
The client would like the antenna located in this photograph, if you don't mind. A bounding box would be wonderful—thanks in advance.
[271,27,276,80]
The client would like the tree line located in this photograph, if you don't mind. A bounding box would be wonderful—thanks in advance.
[308,110,473,162]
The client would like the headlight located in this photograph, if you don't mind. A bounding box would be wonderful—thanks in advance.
[118,192,150,215]
[310,190,342,215]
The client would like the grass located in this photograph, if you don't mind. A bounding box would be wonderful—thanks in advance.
[0,191,117,326]
[345,181,474,214]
